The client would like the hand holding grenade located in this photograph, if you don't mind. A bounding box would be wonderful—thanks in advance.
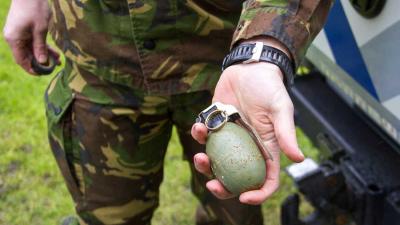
[197,102,272,195]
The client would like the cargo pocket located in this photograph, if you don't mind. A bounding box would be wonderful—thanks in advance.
[45,70,83,203]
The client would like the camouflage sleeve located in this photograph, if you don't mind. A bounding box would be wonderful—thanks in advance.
[231,0,334,67]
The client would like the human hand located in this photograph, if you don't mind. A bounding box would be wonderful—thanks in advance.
[191,50,304,205]
[3,0,60,75]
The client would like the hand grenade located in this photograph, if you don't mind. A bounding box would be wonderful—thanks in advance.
[196,102,272,195]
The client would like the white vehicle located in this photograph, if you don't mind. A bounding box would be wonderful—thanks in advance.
[283,1,400,224]
[309,0,400,147]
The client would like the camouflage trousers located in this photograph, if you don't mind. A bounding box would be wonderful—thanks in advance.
[45,60,263,225]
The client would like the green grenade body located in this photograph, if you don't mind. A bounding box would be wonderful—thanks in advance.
[206,122,266,195]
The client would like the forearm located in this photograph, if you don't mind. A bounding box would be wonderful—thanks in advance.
[232,0,334,68]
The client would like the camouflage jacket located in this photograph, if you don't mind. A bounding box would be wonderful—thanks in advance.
[49,0,333,95]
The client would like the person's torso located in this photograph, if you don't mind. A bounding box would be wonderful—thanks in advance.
[50,0,243,94]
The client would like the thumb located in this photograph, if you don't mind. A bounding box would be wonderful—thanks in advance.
[32,26,48,64]
[272,103,304,162]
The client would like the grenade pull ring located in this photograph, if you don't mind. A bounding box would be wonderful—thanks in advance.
[205,109,228,132]
[31,54,57,75]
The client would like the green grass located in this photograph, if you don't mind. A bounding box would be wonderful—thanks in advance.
[0,2,319,224]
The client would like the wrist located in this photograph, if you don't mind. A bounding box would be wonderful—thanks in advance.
[231,62,284,81]
[222,41,294,85]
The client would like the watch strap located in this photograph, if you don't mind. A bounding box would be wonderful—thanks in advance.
[222,43,294,85]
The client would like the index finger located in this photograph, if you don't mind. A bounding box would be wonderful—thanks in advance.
[191,122,208,144]
[9,40,36,74]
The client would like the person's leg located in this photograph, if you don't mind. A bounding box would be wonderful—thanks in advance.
[45,66,173,225]
[170,91,264,225]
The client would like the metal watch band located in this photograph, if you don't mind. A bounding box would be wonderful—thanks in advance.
[221,42,294,85]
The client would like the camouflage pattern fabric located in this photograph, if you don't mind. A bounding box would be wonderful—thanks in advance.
[45,0,333,224]
[49,0,333,95]
[46,59,263,225]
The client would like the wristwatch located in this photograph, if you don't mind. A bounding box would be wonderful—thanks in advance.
[221,42,294,85]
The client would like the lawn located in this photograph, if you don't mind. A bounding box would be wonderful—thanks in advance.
[0,1,319,225]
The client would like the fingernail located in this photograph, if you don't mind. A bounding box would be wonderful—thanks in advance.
[38,54,47,64]
[299,150,305,158]
[209,186,217,193]
[192,124,197,131]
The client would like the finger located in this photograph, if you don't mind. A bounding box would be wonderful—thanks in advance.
[32,25,48,64]
[9,40,35,74]
[193,153,212,177]
[272,104,304,162]
[206,179,235,200]
[48,46,62,65]
[191,123,208,144]
[239,145,281,205]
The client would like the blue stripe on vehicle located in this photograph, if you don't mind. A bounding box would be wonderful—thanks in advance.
[324,1,379,99]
